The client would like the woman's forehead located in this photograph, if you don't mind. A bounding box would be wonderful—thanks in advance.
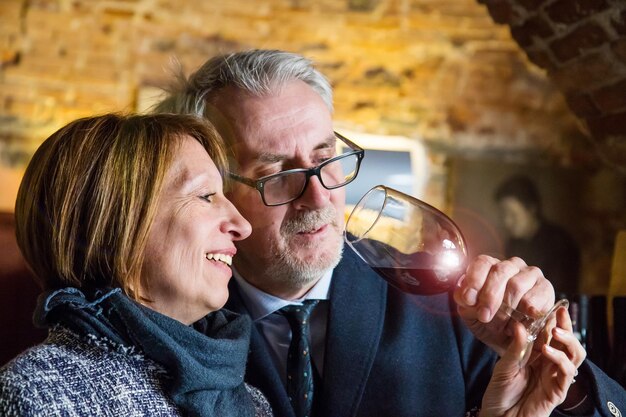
[167,139,220,188]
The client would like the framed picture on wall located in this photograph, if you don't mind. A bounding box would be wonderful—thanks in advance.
[336,129,429,208]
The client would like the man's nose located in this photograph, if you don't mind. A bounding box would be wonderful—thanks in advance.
[292,174,330,210]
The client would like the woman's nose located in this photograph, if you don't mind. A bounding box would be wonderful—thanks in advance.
[224,200,252,241]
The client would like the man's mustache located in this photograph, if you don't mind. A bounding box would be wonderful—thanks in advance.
[281,207,339,235]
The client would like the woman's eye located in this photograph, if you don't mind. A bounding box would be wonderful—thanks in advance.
[199,193,215,203]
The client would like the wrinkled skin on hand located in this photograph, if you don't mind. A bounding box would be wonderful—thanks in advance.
[480,308,586,417]
[454,255,556,356]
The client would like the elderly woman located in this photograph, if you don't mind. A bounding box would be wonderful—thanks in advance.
[0,114,272,416]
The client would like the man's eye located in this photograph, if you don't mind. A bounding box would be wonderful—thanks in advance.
[258,170,281,178]
[313,150,336,165]
[199,193,215,203]
[311,155,335,166]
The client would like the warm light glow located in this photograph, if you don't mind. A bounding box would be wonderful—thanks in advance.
[438,251,461,270]
[0,166,25,213]
[442,238,456,249]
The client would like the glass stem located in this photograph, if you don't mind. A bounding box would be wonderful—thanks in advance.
[499,299,570,344]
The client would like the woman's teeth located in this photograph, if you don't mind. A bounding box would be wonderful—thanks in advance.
[205,253,233,266]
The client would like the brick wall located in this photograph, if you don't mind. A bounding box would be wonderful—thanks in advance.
[0,0,589,215]
[480,0,626,169]
[1,0,623,293]
[0,0,582,163]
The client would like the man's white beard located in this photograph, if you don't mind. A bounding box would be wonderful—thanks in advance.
[264,205,344,290]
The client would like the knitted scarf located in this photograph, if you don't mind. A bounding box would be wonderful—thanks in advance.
[34,287,256,417]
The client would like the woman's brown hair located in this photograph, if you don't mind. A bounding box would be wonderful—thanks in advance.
[15,113,227,299]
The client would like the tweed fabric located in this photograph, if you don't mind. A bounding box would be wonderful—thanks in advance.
[0,326,273,417]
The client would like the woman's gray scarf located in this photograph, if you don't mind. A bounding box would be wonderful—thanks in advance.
[34,287,256,417]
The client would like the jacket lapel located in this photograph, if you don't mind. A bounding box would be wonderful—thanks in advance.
[226,246,386,417]
[225,282,295,417]
[320,245,387,417]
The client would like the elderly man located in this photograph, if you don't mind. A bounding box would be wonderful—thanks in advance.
[155,49,624,417]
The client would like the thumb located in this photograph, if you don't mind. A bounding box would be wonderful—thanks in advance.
[498,322,533,375]
[481,324,530,416]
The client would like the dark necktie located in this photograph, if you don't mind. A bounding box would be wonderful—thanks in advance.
[279,300,320,417]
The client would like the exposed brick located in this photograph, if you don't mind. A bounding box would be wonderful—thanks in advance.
[1,51,19,68]
[525,49,557,71]
[484,0,515,24]
[583,118,626,166]
[511,15,554,47]
[29,0,61,12]
[612,10,626,36]
[612,38,626,64]
[510,28,533,47]
[586,110,626,138]
[546,0,608,25]
[565,92,601,117]
[528,14,555,38]
[362,66,401,86]
[348,0,378,12]
[591,79,626,113]
[0,0,594,175]
[446,104,480,132]
[550,51,623,93]
[550,23,609,62]
[516,0,546,12]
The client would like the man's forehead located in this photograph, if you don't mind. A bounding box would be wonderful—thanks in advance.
[233,133,336,163]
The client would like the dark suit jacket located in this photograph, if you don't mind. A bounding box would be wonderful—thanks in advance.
[226,245,626,417]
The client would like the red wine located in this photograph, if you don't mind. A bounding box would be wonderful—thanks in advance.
[351,239,464,295]
[372,266,459,295]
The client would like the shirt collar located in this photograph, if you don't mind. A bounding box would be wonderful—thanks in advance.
[232,268,333,322]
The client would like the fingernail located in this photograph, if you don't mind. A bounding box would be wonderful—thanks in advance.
[545,345,555,354]
[478,306,491,322]
[456,274,466,287]
[464,288,477,305]
[554,327,567,335]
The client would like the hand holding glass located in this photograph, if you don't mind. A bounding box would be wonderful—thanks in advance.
[344,185,568,357]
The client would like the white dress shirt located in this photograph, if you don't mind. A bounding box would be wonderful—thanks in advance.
[232,269,332,384]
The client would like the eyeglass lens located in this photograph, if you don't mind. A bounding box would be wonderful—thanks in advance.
[263,153,360,205]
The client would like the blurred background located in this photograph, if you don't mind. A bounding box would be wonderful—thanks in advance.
[1,0,625,378]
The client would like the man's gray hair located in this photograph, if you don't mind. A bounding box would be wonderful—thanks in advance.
[154,49,333,116]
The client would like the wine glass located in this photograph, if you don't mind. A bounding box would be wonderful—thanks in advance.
[344,185,569,360]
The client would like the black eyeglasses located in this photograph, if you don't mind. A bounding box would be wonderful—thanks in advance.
[228,132,364,207]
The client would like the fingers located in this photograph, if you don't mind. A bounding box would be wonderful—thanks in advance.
[455,254,498,309]
[483,258,545,321]
[484,306,586,414]
[538,307,585,403]
[550,308,586,368]
[457,255,556,323]
[503,321,532,364]
[543,342,578,397]
[558,306,573,331]
[513,272,555,315]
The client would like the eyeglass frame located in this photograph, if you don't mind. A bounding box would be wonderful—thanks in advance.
[227,131,364,207]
